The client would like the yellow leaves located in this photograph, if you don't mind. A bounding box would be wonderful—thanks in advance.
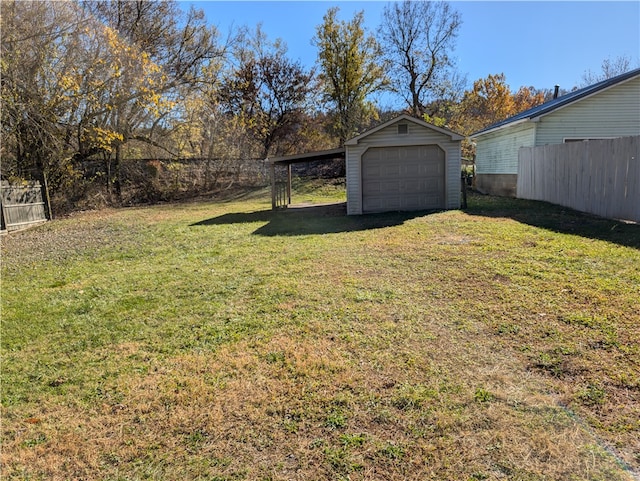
[513,86,545,113]
[459,73,546,133]
[80,23,174,122]
[165,162,184,173]
[423,114,447,128]
[104,26,128,56]
[81,126,123,153]
[59,74,81,93]
[101,24,165,91]
[315,6,384,141]
[468,73,515,119]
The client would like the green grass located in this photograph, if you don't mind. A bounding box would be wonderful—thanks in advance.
[2,184,639,480]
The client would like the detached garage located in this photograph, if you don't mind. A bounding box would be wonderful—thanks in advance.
[345,114,463,215]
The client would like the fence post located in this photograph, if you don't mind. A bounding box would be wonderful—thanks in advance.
[0,186,6,231]
[287,164,292,206]
[461,173,467,209]
[270,161,276,210]
[42,169,53,220]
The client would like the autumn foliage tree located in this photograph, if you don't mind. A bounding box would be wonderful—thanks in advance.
[447,73,545,158]
[1,0,220,208]
[314,7,388,144]
[1,1,86,196]
[456,73,545,134]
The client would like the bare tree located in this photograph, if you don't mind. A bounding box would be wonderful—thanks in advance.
[581,55,637,86]
[379,0,462,118]
[1,0,87,199]
[218,26,317,158]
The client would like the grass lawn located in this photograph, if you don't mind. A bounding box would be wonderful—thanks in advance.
[2,183,639,480]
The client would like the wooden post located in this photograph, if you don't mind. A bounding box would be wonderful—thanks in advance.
[461,173,468,209]
[287,164,292,206]
[270,161,276,210]
[0,184,6,232]
[42,169,53,220]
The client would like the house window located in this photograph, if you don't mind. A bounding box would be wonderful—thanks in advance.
[397,124,408,135]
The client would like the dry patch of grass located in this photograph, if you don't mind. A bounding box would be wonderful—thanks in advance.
[2,189,638,480]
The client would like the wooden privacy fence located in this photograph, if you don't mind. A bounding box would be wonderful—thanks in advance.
[517,136,640,222]
[1,181,48,232]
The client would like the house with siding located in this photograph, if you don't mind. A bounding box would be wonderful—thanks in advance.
[469,68,640,197]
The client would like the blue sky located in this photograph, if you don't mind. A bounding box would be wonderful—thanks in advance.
[185,1,639,106]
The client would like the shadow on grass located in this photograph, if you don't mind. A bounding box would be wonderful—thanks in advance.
[465,192,640,250]
[192,194,640,247]
[191,202,435,236]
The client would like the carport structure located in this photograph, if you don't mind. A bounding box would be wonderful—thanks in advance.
[268,148,345,209]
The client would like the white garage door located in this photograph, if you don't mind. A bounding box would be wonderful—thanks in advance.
[361,145,445,213]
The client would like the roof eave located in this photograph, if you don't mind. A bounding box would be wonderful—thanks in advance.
[346,114,464,144]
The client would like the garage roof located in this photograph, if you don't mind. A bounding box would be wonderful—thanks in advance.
[345,114,464,145]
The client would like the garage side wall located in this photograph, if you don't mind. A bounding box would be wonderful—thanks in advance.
[346,122,461,215]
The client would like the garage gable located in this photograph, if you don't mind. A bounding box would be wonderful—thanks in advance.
[345,114,463,146]
[345,115,462,215]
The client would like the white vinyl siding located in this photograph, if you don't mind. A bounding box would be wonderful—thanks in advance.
[346,147,363,215]
[475,123,536,175]
[346,119,461,215]
[535,77,640,145]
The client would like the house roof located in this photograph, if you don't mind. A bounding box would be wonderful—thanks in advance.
[470,67,640,138]
[344,114,464,145]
